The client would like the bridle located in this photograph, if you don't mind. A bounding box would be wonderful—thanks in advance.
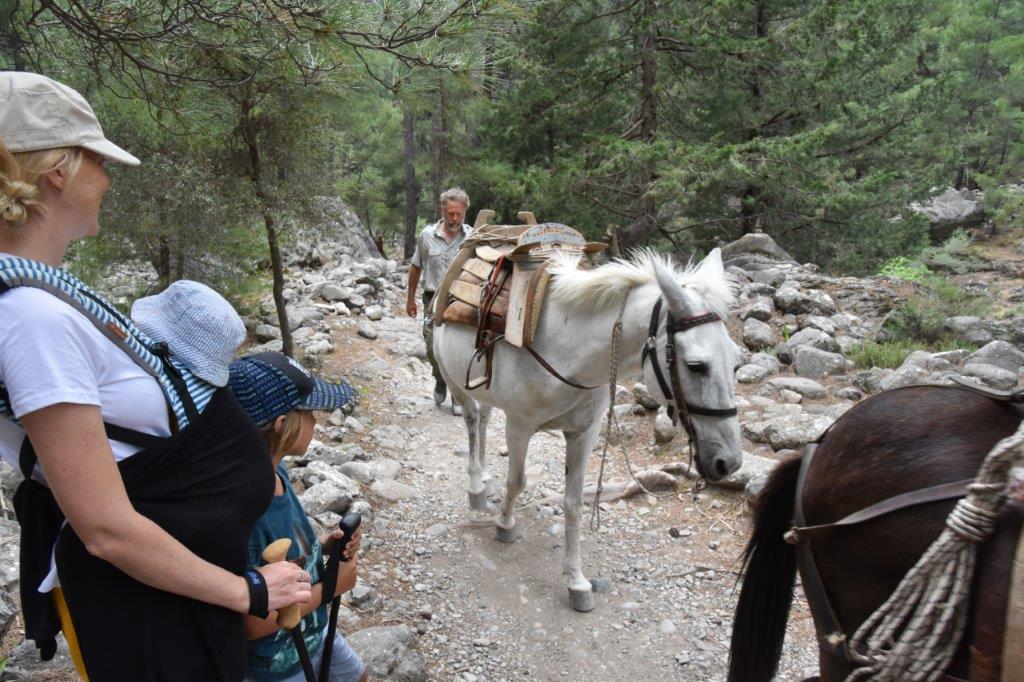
[640,298,738,474]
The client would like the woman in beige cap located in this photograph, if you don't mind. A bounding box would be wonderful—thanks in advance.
[0,72,308,680]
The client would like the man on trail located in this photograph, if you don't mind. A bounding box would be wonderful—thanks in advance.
[406,187,472,416]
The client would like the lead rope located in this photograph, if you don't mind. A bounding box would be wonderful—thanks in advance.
[845,420,1024,682]
[589,295,629,531]
[590,295,682,530]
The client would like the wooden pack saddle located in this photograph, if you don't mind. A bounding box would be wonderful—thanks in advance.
[433,211,606,388]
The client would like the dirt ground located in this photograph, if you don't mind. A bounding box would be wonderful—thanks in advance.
[320,309,819,681]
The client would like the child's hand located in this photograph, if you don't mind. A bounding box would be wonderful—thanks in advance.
[336,555,358,597]
[320,527,362,560]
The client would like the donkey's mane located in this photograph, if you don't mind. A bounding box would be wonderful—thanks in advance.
[547,248,735,318]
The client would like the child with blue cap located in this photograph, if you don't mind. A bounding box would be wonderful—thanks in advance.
[228,352,366,682]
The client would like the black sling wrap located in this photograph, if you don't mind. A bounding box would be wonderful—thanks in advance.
[16,388,274,681]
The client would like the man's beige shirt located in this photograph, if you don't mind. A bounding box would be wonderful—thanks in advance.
[411,221,472,292]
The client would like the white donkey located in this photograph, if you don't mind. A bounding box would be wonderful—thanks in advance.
[433,248,743,611]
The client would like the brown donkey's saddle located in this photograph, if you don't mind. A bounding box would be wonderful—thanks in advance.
[433,212,606,350]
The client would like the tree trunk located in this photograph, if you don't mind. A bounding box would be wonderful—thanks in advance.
[242,115,293,357]
[742,0,767,234]
[433,76,448,218]
[155,234,171,289]
[618,0,659,252]
[1,4,26,71]
[403,106,420,260]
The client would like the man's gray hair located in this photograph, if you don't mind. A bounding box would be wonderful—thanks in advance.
[439,187,470,208]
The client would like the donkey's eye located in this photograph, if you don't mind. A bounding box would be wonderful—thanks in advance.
[686,361,708,374]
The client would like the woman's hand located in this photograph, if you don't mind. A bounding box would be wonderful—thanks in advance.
[257,560,312,612]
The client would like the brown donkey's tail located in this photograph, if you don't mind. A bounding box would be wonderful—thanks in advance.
[727,454,802,682]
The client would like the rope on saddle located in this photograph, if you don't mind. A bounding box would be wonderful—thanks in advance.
[845,421,1024,682]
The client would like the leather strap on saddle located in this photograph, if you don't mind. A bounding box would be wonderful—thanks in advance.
[950,375,1024,403]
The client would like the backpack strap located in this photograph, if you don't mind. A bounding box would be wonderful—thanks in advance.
[0,256,214,429]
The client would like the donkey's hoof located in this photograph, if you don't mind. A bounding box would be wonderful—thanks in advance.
[468,491,491,511]
[495,524,517,544]
[568,588,596,613]
[482,478,495,497]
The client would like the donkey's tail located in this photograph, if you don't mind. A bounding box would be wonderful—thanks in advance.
[727,454,802,682]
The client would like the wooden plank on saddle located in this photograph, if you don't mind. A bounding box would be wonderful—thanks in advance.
[473,209,495,229]
[450,279,483,307]
[505,264,537,348]
[462,258,494,281]
[433,245,476,324]
[517,211,538,225]
[476,244,506,262]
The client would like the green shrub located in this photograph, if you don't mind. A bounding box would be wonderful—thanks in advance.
[881,272,989,345]
[922,229,987,274]
[877,256,931,282]
[849,341,922,368]
[850,338,978,369]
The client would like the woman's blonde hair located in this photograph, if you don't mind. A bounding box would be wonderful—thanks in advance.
[0,138,83,228]
[261,410,306,458]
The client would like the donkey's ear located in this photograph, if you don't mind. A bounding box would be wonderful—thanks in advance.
[693,248,725,281]
[653,257,698,317]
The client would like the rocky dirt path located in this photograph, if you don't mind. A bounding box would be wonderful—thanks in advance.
[322,312,818,681]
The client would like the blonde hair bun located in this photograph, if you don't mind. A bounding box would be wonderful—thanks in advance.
[0,180,37,227]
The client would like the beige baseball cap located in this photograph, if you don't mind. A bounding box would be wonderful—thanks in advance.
[0,71,139,166]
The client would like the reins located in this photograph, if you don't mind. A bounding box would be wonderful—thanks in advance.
[590,295,737,529]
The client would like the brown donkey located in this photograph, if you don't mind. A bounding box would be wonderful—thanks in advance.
[728,385,1023,681]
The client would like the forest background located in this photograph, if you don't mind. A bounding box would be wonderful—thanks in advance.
[2,0,1022,323]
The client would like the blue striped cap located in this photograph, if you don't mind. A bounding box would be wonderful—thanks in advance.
[228,352,352,427]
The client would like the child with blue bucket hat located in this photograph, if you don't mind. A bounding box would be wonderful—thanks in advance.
[228,352,366,682]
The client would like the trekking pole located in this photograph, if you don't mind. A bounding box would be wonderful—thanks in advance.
[263,539,317,682]
[319,513,362,681]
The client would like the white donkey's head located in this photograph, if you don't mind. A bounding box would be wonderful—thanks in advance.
[649,248,743,481]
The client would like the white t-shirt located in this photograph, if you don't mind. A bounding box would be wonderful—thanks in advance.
[0,285,172,591]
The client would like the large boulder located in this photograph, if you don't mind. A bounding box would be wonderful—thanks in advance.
[291,196,384,264]
[788,327,841,354]
[766,377,828,399]
[720,232,799,270]
[966,340,1024,375]
[792,346,847,379]
[961,363,1018,390]
[742,318,776,350]
[347,625,427,681]
[744,414,834,450]
[910,187,985,243]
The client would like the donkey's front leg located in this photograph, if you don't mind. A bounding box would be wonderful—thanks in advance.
[562,420,602,612]
[495,419,531,543]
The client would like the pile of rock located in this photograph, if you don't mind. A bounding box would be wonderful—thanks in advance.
[723,233,1024,458]
[249,258,406,359]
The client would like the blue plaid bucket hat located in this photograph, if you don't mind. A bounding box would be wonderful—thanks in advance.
[228,352,353,428]
[132,280,245,387]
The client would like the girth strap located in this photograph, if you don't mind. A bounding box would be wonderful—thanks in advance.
[787,478,975,542]
[792,442,852,659]
[790,441,983,664]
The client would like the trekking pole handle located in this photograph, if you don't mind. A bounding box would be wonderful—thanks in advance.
[262,538,302,629]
